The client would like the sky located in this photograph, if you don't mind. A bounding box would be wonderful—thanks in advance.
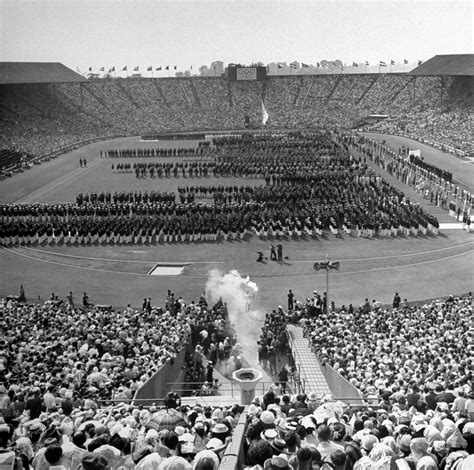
[0,0,472,73]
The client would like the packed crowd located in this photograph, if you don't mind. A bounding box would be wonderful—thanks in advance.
[259,289,472,403]
[0,291,234,405]
[0,134,441,246]
[239,292,473,469]
[0,74,471,158]
[303,295,472,398]
[0,282,260,469]
[0,390,246,470]
[241,386,473,470]
[367,109,472,156]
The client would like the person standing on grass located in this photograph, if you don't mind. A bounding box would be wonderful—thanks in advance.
[288,289,294,311]
[67,291,74,308]
[270,244,277,261]
[393,292,401,309]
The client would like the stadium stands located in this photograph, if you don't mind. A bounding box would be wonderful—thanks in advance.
[0,59,473,469]
[1,290,472,469]
[0,67,472,158]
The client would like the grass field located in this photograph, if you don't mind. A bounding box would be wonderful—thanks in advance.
[0,135,472,312]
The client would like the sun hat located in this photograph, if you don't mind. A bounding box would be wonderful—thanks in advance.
[206,437,227,452]
[270,438,288,454]
[263,455,289,469]
[260,429,278,441]
[211,423,228,434]
[260,410,276,425]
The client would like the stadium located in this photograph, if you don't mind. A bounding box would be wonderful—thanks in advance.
[0,4,473,469]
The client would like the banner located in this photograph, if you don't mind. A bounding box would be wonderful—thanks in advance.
[409,149,421,157]
[262,102,269,126]
[236,67,257,80]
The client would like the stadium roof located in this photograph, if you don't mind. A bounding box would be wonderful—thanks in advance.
[0,62,86,85]
[409,54,474,76]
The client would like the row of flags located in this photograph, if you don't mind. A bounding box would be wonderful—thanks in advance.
[277,60,422,69]
[86,60,423,74]
[88,65,180,73]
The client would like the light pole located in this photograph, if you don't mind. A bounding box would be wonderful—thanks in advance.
[313,254,340,313]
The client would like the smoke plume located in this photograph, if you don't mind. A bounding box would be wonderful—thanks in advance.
[205,269,262,367]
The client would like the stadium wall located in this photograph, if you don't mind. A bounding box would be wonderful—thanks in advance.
[219,411,248,470]
[319,362,365,405]
[132,347,187,406]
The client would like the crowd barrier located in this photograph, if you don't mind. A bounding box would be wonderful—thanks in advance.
[363,130,467,159]
[132,347,187,406]
[1,134,126,176]
[219,411,248,470]
[30,134,126,164]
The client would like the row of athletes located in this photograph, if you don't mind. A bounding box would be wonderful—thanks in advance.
[75,190,176,206]
[112,156,355,180]
[1,175,412,220]
[212,132,341,151]
[0,203,440,246]
[130,161,212,178]
[101,145,207,158]
[1,175,439,226]
[3,169,388,218]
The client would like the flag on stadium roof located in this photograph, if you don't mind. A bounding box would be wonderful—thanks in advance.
[277,63,284,69]
[261,101,269,126]
[380,61,387,66]
[88,66,92,72]
[147,66,152,71]
[404,59,408,64]
[134,65,139,71]
[365,61,369,66]
[108,66,115,73]
[100,67,105,71]
[122,66,127,71]
[165,65,169,70]
[156,66,162,71]
[290,62,298,68]
[301,63,310,68]
[352,62,359,67]
[418,59,423,65]
[174,65,177,70]
[316,62,321,68]
[391,60,395,65]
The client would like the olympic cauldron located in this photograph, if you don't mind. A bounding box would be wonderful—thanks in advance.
[232,368,263,405]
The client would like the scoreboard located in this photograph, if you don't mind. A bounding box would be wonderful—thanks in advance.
[227,65,267,82]
[236,67,257,80]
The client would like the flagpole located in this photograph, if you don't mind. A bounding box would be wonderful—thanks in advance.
[326,254,329,315]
